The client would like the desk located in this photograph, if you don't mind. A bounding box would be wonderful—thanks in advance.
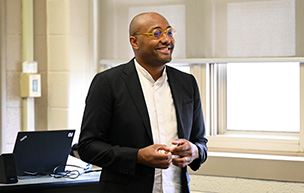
[0,171,101,193]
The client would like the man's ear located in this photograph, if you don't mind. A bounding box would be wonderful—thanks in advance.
[130,36,139,50]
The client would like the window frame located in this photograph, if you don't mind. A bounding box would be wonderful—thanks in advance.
[0,0,6,153]
[188,57,304,182]
[186,57,304,157]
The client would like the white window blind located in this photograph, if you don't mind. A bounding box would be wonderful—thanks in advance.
[227,0,295,57]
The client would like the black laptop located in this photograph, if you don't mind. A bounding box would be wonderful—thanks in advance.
[13,130,75,176]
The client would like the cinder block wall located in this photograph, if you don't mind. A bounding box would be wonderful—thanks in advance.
[1,0,92,152]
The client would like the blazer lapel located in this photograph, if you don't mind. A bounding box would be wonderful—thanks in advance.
[122,59,153,142]
[166,67,185,139]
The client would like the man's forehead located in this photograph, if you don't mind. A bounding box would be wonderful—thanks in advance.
[129,12,170,35]
[139,14,170,30]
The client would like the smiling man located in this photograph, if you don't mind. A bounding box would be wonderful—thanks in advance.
[129,13,174,80]
[78,12,208,193]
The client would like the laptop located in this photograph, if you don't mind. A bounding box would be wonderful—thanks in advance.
[13,130,75,176]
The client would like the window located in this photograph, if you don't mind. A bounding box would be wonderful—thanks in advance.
[205,59,304,156]
[197,0,304,156]
[167,63,190,74]
[226,62,300,132]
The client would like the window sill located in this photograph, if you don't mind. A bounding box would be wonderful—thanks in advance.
[207,131,303,156]
[192,131,304,182]
[191,151,304,182]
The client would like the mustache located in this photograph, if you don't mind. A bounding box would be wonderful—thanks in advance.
[156,42,174,49]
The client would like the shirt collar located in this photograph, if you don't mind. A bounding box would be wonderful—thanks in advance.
[134,59,167,84]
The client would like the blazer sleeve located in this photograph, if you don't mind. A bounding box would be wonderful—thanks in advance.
[77,72,139,176]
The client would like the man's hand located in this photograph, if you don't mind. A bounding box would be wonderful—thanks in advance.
[170,139,199,168]
[137,144,172,169]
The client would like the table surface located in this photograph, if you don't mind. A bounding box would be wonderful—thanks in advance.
[0,170,101,192]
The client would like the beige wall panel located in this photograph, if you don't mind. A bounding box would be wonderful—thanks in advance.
[6,71,21,108]
[34,0,48,131]
[34,35,47,72]
[70,35,89,72]
[48,36,70,71]
[47,0,70,35]
[3,107,21,152]
[48,72,69,108]
[35,71,48,131]
[6,0,21,35]
[6,35,22,71]
[48,107,68,129]
[69,0,89,35]
[34,0,47,35]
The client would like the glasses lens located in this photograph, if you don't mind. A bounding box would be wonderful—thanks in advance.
[167,28,176,38]
[153,29,163,39]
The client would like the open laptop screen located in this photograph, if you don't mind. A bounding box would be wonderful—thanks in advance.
[13,130,75,176]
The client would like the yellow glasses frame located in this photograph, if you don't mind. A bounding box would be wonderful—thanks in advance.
[133,27,176,40]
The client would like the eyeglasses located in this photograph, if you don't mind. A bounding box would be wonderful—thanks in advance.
[133,27,176,40]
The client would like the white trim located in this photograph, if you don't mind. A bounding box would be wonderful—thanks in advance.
[209,60,304,156]
[207,131,303,156]
[100,57,304,66]
[300,63,304,149]
[190,63,210,136]
[210,64,217,136]
[0,0,7,153]
[88,0,99,78]
[215,63,227,134]
[208,152,304,161]
[190,151,304,183]
[173,57,304,63]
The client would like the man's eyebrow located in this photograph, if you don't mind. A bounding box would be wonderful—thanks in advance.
[151,26,172,30]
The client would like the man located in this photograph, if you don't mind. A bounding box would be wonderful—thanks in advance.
[78,12,208,193]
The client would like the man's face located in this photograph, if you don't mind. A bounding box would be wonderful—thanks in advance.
[135,15,175,67]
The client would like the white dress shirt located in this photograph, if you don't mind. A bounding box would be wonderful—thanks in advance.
[135,60,182,193]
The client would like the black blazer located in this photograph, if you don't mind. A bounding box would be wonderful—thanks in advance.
[78,59,208,193]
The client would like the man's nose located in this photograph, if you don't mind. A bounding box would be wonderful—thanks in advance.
[160,32,171,43]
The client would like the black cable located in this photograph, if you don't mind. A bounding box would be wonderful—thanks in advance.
[19,164,101,179]
[50,164,100,179]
